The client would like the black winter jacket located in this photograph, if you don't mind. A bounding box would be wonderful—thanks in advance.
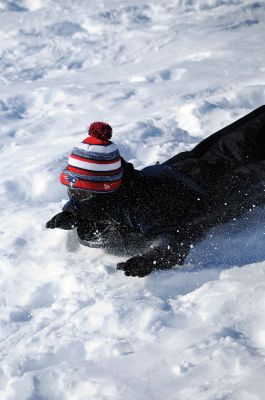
[52,106,265,276]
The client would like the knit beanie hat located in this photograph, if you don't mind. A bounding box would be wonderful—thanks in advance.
[60,122,123,193]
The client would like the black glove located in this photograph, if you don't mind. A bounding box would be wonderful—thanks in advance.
[116,247,184,278]
[117,255,156,277]
[46,211,79,230]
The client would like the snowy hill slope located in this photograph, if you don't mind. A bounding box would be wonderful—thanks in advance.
[0,0,265,399]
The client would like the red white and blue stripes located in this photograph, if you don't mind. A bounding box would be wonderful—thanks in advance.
[60,134,123,193]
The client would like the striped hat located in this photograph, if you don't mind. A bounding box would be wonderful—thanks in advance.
[60,122,123,193]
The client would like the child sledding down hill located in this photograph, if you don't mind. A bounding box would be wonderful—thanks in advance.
[46,106,265,277]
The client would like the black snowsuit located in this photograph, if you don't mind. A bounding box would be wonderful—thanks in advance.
[48,106,265,277]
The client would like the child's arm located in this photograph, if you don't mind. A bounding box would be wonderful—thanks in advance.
[116,225,205,277]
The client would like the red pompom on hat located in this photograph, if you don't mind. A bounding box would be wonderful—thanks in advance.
[88,122,112,141]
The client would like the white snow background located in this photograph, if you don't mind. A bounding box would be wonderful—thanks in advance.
[1,0,265,399]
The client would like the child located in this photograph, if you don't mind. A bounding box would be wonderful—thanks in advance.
[46,106,265,277]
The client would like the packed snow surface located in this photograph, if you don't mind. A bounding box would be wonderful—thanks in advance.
[1,0,265,399]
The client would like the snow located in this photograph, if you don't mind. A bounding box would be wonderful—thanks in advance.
[1,0,265,399]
